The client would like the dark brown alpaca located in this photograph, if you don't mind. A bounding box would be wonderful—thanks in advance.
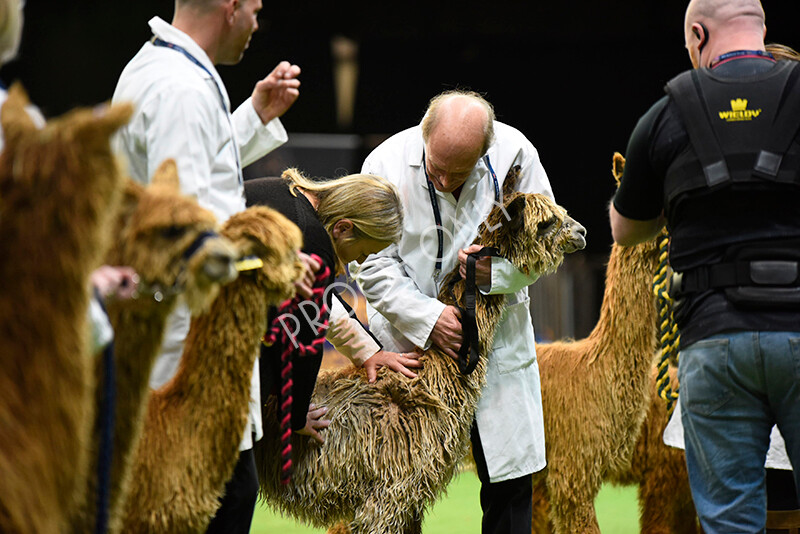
[120,205,302,533]
[530,153,665,534]
[0,84,131,534]
[255,189,587,534]
[70,160,241,534]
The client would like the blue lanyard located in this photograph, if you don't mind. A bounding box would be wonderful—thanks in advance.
[711,49,775,68]
[422,149,501,278]
[151,37,229,113]
[151,36,244,185]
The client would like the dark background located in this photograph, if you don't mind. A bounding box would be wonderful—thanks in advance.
[2,0,797,255]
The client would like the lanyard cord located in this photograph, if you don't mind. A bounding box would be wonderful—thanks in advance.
[151,37,229,113]
[710,49,775,68]
[151,36,243,185]
[422,149,500,278]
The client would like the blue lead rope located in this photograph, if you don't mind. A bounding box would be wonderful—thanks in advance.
[94,294,115,534]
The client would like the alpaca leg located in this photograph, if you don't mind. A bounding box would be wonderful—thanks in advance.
[639,481,681,534]
[638,446,701,534]
[349,495,422,534]
[638,468,684,534]
[550,500,600,534]
[547,476,601,534]
[672,493,703,534]
[531,477,554,534]
[326,522,352,534]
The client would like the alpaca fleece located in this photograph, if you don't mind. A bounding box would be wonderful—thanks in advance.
[255,184,587,534]
[69,160,240,534]
[530,153,670,534]
[120,205,302,533]
[0,84,131,533]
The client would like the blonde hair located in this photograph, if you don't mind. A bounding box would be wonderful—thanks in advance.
[282,168,403,270]
[767,43,800,62]
[421,89,496,156]
[0,0,23,66]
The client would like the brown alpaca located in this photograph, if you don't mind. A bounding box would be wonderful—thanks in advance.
[255,190,587,534]
[0,84,131,534]
[120,205,302,533]
[530,152,665,534]
[606,364,700,534]
[70,161,241,534]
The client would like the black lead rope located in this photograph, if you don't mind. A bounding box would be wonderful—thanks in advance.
[456,246,501,375]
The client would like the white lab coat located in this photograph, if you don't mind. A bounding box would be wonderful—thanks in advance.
[354,122,553,482]
[112,17,288,450]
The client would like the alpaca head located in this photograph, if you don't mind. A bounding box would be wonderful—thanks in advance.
[219,205,303,305]
[477,191,587,278]
[0,83,132,261]
[108,160,239,314]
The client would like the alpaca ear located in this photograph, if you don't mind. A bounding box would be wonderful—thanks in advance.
[1,83,37,148]
[502,164,521,197]
[502,195,527,234]
[612,152,625,187]
[92,101,134,138]
[151,159,180,191]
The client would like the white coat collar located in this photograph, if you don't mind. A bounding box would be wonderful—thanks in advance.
[147,17,231,112]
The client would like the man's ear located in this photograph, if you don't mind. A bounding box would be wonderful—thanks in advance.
[225,0,239,23]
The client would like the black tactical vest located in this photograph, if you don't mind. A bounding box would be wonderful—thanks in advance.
[663,60,800,218]
[664,61,800,307]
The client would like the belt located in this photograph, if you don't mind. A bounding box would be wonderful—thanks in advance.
[671,260,800,296]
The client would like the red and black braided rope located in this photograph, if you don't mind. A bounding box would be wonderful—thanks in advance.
[262,255,331,484]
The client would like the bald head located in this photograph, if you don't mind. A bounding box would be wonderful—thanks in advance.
[685,0,764,26]
[684,0,766,68]
[420,91,496,193]
[422,91,495,156]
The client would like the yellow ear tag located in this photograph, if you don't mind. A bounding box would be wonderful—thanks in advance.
[235,256,264,272]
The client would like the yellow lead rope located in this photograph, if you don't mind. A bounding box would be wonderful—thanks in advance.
[653,233,680,416]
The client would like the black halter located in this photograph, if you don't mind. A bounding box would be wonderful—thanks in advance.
[452,246,501,375]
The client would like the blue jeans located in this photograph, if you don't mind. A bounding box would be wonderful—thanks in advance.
[679,332,800,533]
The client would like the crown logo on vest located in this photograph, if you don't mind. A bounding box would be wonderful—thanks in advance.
[719,98,761,122]
[730,98,748,111]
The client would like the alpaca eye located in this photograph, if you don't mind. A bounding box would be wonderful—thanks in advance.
[161,225,186,239]
[537,216,558,235]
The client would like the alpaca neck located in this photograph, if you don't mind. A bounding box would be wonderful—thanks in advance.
[156,277,267,463]
[103,303,176,510]
[589,242,659,370]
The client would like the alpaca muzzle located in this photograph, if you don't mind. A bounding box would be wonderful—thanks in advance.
[132,230,229,302]
[564,217,587,253]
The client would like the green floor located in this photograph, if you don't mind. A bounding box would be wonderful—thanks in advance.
[250,472,640,533]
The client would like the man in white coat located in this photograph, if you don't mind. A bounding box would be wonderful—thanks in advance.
[111,0,308,532]
[355,90,554,533]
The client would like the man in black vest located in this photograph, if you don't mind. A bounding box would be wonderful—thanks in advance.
[610,0,800,531]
